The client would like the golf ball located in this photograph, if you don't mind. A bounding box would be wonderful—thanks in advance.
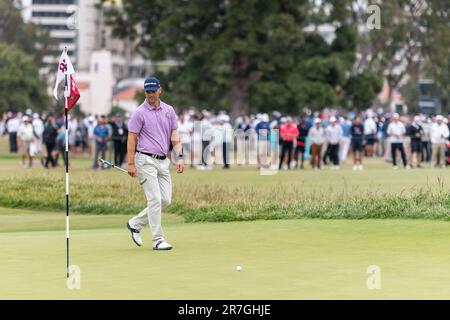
[236,266,242,272]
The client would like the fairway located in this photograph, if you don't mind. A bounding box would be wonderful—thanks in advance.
[0,207,449,299]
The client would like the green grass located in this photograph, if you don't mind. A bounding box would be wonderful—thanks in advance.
[0,207,449,299]
[0,148,448,221]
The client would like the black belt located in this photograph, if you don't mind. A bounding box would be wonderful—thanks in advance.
[136,150,166,160]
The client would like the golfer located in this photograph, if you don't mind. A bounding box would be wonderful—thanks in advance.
[126,76,184,250]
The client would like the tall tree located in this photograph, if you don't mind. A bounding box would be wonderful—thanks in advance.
[103,0,362,115]
[349,0,449,109]
[103,0,390,114]
[0,0,55,69]
[0,43,50,113]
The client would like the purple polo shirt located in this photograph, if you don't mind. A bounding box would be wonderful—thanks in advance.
[128,100,178,156]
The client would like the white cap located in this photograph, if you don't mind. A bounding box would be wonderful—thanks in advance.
[314,118,321,124]
[270,120,278,129]
[261,113,269,122]
[280,117,287,123]
[88,115,95,122]
[33,113,39,119]
[22,115,31,122]
[393,113,400,119]
[436,115,444,121]
[218,114,229,122]
[329,116,337,122]
[285,116,292,122]
[414,116,420,123]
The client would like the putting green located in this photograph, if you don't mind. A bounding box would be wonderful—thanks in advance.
[0,207,449,299]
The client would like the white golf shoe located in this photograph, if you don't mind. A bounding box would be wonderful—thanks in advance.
[153,239,173,250]
[127,222,142,247]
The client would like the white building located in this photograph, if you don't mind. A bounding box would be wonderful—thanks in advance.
[22,0,79,66]
[112,78,146,113]
[21,0,157,115]
[76,50,113,116]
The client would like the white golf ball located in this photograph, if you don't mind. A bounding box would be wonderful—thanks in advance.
[236,266,242,272]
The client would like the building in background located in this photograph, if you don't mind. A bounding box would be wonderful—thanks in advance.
[76,50,113,116]
[21,0,151,115]
[112,78,145,113]
[22,0,78,68]
[377,81,406,114]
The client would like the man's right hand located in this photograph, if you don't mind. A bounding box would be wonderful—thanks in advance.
[128,163,137,177]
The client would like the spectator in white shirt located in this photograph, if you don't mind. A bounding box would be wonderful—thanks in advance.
[84,115,97,157]
[211,116,224,167]
[325,116,343,170]
[387,113,408,169]
[308,118,325,169]
[17,116,35,168]
[200,111,213,168]
[363,113,378,157]
[31,113,44,159]
[6,113,20,153]
[430,115,449,168]
[0,113,5,136]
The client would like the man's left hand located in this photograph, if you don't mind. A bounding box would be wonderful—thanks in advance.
[176,159,185,173]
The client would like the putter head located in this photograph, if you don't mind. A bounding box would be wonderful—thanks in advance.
[98,158,128,173]
[98,158,111,169]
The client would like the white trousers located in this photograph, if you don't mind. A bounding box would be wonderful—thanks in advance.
[129,152,172,242]
[339,137,351,163]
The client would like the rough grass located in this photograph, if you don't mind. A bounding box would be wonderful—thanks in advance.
[0,168,449,221]
[1,129,448,222]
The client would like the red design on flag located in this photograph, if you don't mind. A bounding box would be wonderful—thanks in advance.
[59,59,66,72]
[67,75,80,111]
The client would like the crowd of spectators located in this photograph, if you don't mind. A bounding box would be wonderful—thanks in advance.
[1,107,449,170]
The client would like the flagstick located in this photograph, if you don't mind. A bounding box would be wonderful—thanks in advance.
[64,48,70,279]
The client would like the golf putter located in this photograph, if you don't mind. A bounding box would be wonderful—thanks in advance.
[98,158,128,174]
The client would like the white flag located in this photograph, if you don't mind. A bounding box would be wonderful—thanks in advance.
[53,49,75,100]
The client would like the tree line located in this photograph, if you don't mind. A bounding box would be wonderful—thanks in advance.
[1,0,448,115]
[102,0,449,116]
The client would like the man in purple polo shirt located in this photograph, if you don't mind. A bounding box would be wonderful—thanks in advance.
[126,76,185,250]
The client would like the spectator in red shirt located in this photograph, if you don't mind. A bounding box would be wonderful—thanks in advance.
[278,117,299,170]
